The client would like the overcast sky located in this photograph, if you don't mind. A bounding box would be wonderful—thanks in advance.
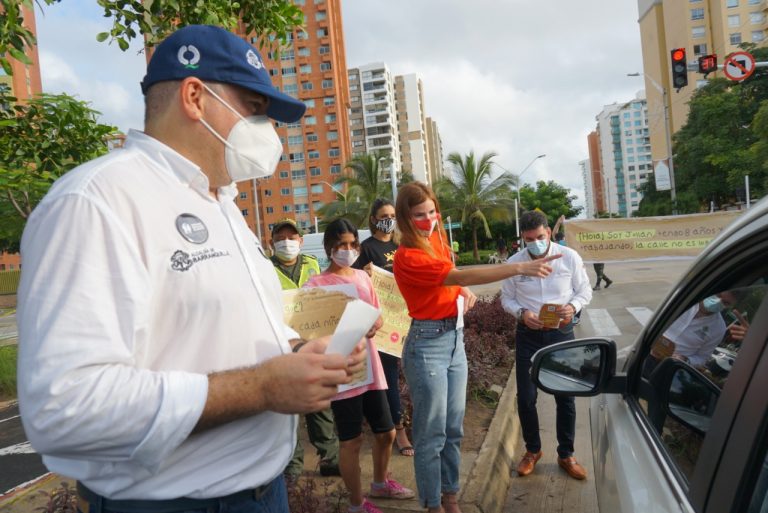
[34,1,645,212]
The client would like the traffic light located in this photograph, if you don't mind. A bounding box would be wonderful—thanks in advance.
[698,54,718,76]
[671,48,688,89]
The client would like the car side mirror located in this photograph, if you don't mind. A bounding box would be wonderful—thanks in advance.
[531,338,619,396]
[647,358,720,436]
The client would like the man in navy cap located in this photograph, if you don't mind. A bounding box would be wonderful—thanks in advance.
[17,25,366,513]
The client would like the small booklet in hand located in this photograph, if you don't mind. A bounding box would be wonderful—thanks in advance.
[538,304,563,329]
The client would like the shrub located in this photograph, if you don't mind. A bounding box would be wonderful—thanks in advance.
[0,344,17,400]
[36,482,77,513]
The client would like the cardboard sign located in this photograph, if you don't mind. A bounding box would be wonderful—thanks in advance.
[370,265,412,358]
[282,286,373,392]
[564,211,741,263]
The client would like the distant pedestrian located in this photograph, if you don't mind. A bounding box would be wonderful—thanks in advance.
[593,263,613,290]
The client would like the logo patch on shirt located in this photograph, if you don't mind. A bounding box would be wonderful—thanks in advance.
[176,213,209,244]
[170,248,230,272]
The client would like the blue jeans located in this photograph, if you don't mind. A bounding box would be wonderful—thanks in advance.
[515,324,577,459]
[402,318,467,509]
[76,476,288,513]
[379,351,404,425]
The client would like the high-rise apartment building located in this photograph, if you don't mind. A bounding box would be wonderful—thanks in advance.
[347,62,401,177]
[579,159,596,219]
[395,74,431,185]
[1,4,42,271]
[234,0,351,239]
[586,131,605,216]
[637,0,768,178]
[425,116,445,184]
[593,94,652,217]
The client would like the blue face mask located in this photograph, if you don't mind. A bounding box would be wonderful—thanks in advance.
[702,296,726,313]
[527,239,550,257]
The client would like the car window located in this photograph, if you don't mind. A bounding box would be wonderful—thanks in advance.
[749,451,768,513]
[637,282,768,484]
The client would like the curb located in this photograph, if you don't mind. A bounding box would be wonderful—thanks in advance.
[461,364,520,513]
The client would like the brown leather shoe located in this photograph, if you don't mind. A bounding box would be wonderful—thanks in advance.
[516,450,542,476]
[558,456,587,480]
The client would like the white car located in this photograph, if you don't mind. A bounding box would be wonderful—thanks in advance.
[530,197,768,513]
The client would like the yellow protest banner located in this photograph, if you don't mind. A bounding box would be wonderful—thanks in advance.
[370,265,411,358]
[564,211,741,262]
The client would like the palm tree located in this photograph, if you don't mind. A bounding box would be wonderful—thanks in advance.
[315,151,392,229]
[435,151,517,262]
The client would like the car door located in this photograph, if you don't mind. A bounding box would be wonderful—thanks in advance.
[590,205,768,513]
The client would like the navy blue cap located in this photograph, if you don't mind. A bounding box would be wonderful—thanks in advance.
[141,25,306,123]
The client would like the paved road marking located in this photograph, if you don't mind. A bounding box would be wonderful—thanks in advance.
[0,415,19,424]
[585,308,622,337]
[626,307,654,327]
[0,442,34,456]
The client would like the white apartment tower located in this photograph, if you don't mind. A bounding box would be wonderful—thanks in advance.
[347,63,401,178]
[594,93,652,217]
[579,159,596,219]
[395,74,431,185]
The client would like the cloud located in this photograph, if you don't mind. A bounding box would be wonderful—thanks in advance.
[343,0,645,209]
[35,2,146,132]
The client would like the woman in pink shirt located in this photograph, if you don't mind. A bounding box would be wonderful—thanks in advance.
[304,218,414,513]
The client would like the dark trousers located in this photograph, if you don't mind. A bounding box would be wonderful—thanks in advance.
[379,351,404,426]
[515,325,577,458]
[593,263,611,287]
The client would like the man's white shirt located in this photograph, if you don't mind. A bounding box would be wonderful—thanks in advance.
[17,130,297,499]
[663,304,727,367]
[500,242,592,319]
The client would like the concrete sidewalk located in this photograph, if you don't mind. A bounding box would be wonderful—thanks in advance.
[0,367,597,513]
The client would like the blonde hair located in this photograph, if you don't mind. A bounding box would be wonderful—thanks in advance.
[395,182,449,256]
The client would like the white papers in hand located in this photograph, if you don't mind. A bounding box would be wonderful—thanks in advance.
[326,299,381,356]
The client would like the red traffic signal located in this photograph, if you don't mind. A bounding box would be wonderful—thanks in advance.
[670,47,688,89]
[698,54,718,75]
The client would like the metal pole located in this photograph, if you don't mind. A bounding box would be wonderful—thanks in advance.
[746,175,751,209]
[446,215,455,263]
[514,198,520,241]
[606,177,612,216]
[252,178,263,245]
[391,164,398,202]
[315,216,319,233]
[661,87,677,214]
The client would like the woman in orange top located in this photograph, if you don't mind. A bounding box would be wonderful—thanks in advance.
[393,182,558,513]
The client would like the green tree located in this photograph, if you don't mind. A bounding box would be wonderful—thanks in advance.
[518,180,582,227]
[316,152,391,229]
[672,44,768,210]
[1,0,303,74]
[0,91,119,251]
[435,151,516,262]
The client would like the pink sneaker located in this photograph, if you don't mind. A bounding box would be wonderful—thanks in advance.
[348,499,383,513]
[369,478,416,499]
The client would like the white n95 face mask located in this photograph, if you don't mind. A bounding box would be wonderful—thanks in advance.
[331,249,360,268]
[274,239,301,262]
[199,84,283,183]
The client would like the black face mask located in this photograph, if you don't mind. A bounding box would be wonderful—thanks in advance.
[375,218,396,234]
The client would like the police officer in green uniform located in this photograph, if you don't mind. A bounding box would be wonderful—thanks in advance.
[269,219,340,478]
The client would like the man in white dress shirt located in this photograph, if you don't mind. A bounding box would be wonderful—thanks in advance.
[17,25,364,513]
[501,210,592,481]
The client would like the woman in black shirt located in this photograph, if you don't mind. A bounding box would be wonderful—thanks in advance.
[353,198,413,456]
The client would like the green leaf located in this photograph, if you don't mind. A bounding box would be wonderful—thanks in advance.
[96,32,110,42]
